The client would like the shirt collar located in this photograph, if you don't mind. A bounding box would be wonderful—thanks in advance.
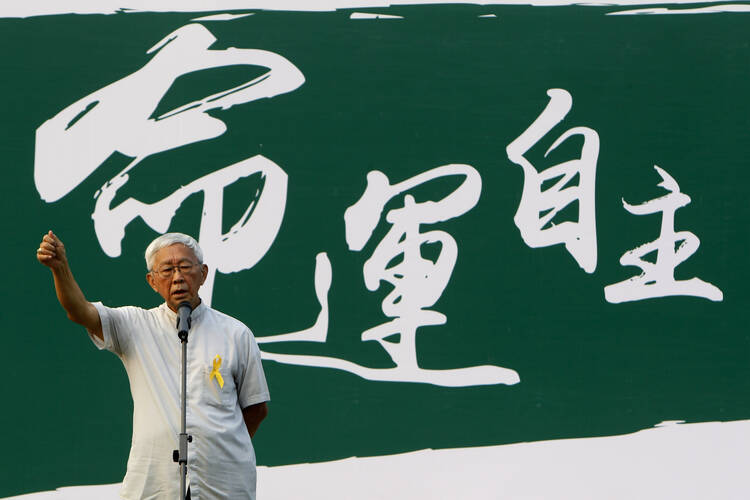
[160,301,207,325]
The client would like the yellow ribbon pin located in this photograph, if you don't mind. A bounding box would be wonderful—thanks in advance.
[209,355,224,389]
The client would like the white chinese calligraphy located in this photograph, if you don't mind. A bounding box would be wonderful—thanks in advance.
[604,165,723,303]
[93,156,288,306]
[347,165,519,385]
[258,165,519,387]
[346,166,479,368]
[34,23,305,304]
[259,165,519,387]
[256,252,332,344]
[506,88,599,273]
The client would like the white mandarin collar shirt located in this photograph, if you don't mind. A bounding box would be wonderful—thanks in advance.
[89,301,269,500]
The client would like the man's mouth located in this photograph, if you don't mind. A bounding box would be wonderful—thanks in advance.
[172,290,188,297]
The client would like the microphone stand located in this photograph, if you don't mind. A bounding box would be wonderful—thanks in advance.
[172,302,192,500]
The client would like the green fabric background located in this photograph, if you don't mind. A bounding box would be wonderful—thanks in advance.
[0,5,748,496]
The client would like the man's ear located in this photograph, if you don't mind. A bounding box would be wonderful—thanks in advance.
[199,264,208,285]
[146,272,158,292]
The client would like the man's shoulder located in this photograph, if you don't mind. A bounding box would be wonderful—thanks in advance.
[95,302,153,316]
[204,306,251,334]
[97,303,170,327]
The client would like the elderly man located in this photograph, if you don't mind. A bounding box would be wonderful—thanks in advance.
[37,230,269,500]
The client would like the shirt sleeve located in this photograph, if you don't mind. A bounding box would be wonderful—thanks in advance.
[237,329,270,409]
[87,302,128,356]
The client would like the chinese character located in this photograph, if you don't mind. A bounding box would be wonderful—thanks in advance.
[343,165,519,386]
[92,155,289,306]
[34,23,305,304]
[604,165,723,303]
[257,165,519,387]
[506,88,599,273]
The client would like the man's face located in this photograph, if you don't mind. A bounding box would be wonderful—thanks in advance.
[146,243,208,312]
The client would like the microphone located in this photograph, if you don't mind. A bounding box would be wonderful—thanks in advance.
[176,301,192,341]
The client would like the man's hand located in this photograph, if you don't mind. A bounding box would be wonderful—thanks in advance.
[242,402,268,438]
[37,231,102,339]
[37,230,68,270]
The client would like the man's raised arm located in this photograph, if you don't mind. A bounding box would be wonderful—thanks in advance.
[37,230,103,340]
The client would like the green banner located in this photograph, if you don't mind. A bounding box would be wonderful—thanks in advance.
[1,3,748,498]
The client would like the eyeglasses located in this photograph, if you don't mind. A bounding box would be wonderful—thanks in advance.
[153,263,198,279]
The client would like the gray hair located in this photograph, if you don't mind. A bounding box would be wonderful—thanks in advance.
[145,233,204,271]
